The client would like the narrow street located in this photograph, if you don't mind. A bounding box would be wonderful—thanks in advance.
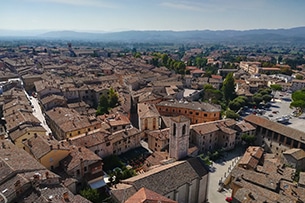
[207,147,244,203]
[24,91,52,135]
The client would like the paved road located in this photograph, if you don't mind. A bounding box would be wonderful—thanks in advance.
[24,91,52,135]
[207,147,244,203]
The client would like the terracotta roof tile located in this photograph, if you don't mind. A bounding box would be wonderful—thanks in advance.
[125,187,177,203]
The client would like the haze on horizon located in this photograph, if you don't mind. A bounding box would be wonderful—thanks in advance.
[1,0,305,32]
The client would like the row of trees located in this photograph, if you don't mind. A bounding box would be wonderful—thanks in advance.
[150,53,186,74]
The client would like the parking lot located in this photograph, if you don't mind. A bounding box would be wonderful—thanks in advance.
[243,91,305,133]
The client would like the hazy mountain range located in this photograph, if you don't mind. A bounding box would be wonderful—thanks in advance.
[1,27,305,44]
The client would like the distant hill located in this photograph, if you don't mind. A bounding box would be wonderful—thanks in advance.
[2,27,305,44]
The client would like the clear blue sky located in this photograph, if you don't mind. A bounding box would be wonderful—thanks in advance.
[1,0,305,31]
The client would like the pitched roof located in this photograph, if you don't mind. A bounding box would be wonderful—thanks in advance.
[61,146,102,172]
[235,121,256,132]
[120,158,208,197]
[147,129,169,141]
[138,103,160,118]
[238,147,264,169]
[283,148,305,160]
[191,119,236,135]
[125,187,177,203]
[9,126,46,141]
[244,114,305,144]
[24,134,69,160]
[46,107,99,133]
[0,140,46,181]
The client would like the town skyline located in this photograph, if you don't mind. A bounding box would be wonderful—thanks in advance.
[1,0,305,32]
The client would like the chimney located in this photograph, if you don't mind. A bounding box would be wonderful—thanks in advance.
[57,144,60,149]
[63,192,69,201]
[50,145,53,150]
[27,140,32,148]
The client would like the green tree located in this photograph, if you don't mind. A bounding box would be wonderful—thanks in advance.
[226,109,240,120]
[80,188,101,203]
[262,94,273,103]
[241,133,256,146]
[295,74,304,80]
[203,84,223,103]
[292,89,305,101]
[195,57,207,68]
[222,73,236,102]
[161,54,169,66]
[228,96,247,111]
[252,93,263,106]
[108,87,119,107]
[258,88,272,96]
[290,100,305,109]
[97,95,109,115]
[270,84,282,92]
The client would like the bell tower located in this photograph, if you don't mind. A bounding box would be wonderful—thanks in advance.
[169,116,190,160]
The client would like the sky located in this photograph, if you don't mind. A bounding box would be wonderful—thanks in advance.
[1,0,305,32]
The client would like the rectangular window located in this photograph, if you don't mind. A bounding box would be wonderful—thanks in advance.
[106,142,110,146]
[204,114,207,117]
[196,112,199,115]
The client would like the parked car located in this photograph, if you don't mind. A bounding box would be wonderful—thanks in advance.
[225,197,233,202]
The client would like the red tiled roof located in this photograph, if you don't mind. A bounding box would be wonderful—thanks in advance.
[125,187,177,203]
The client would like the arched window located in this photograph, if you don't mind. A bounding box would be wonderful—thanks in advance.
[153,118,156,130]
[173,123,176,136]
[182,124,186,135]
[144,119,148,130]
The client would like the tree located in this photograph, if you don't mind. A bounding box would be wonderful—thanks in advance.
[290,100,305,109]
[108,87,119,107]
[97,95,109,115]
[203,84,223,104]
[295,74,304,80]
[80,188,101,203]
[270,84,282,92]
[96,88,120,116]
[252,93,263,106]
[258,88,272,96]
[222,73,236,102]
[262,94,273,103]
[291,89,305,102]
[228,96,248,111]
[290,89,305,112]
[161,54,169,66]
[241,133,256,146]
[226,109,240,120]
